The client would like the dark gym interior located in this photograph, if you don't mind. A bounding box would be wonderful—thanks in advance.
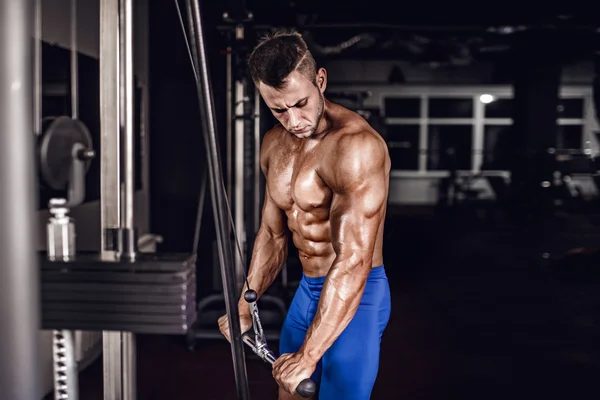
[2,1,600,400]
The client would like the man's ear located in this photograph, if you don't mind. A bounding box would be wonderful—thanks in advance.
[316,68,327,93]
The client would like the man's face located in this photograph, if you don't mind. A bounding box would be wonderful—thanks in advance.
[258,69,326,139]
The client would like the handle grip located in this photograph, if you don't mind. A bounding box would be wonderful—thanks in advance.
[296,378,317,398]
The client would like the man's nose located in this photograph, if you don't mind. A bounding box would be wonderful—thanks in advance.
[287,109,300,128]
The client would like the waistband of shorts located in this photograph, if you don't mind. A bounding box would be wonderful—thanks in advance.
[302,265,386,285]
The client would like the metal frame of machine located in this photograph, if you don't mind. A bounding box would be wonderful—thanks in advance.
[0,1,241,400]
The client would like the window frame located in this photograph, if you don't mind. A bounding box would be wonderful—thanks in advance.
[360,85,595,177]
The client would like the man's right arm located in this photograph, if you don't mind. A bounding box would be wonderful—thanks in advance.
[237,185,289,316]
[237,128,289,316]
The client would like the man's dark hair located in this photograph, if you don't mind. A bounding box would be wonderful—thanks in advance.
[247,29,317,89]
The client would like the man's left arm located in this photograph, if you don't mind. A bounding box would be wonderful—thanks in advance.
[299,134,389,362]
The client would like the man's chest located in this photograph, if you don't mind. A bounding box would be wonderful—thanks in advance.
[267,150,332,212]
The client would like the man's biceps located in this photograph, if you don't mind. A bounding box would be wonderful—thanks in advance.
[262,188,279,214]
[263,202,281,222]
[262,204,287,233]
[264,195,283,217]
[339,186,385,219]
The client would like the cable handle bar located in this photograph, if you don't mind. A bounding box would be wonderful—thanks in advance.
[243,289,317,398]
[242,333,317,398]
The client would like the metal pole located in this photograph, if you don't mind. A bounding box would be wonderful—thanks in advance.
[100,1,129,400]
[118,1,137,395]
[34,0,42,135]
[121,332,136,400]
[234,33,246,291]
[70,0,78,119]
[119,0,138,387]
[253,86,261,234]
[99,0,121,249]
[185,1,250,399]
[120,0,136,260]
[0,1,41,399]
[226,44,233,200]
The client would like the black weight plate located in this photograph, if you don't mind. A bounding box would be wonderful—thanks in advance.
[42,301,195,316]
[41,279,195,295]
[39,116,93,190]
[43,310,192,325]
[42,269,195,284]
[50,302,198,320]
[42,319,194,335]
[39,251,196,273]
[42,290,194,306]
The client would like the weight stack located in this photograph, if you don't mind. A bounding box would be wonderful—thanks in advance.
[39,252,197,335]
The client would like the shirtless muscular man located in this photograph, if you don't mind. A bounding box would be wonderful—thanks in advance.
[219,29,392,400]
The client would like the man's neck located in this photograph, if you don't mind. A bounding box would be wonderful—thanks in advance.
[313,98,335,138]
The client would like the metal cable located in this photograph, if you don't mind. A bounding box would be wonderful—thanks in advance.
[175,0,250,291]
[180,1,251,396]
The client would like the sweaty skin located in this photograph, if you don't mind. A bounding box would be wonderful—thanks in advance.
[218,68,390,399]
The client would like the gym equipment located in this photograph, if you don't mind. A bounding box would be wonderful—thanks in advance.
[36,0,197,398]
[178,0,251,398]
[97,0,140,397]
[3,0,311,398]
[46,198,79,400]
[33,1,100,397]
[242,289,317,398]
[41,145,193,332]
[189,240,287,345]
[38,116,96,205]
[40,249,197,334]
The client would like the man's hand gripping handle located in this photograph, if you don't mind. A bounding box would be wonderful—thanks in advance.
[242,290,317,398]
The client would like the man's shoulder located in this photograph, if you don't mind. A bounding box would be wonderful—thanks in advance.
[262,124,284,146]
[326,104,384,143]
[329,102,383,134]
[260,124,286,172]
[325,121,387,160]
[261,125,285,156]
[319,125,389,189]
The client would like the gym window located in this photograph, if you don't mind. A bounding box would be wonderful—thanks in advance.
[374,86,593,176]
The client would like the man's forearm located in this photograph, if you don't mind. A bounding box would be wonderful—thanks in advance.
[298,256,371,362]
[238,226,288,315]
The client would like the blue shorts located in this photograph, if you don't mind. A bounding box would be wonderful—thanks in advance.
[279,265,391,399]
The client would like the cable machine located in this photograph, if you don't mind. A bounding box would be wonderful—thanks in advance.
[1,0,312,398]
